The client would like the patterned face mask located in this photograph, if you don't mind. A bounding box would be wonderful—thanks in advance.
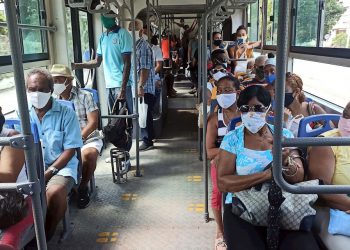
[241,111,267,134]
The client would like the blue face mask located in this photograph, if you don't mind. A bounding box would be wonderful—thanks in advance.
[266,74,276,84]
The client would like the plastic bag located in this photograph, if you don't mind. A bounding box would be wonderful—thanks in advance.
[138,98,148,128]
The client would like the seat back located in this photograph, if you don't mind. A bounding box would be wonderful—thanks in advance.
[228,117,242,132]
[297,114,340,137]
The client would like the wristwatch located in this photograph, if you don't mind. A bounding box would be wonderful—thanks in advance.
[48,166,59,176]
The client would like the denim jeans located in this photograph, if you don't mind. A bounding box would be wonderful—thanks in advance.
[141,93,156,146]
[106,86,133,114]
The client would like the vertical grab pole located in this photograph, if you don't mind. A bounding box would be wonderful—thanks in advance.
[198,20,203,161]
[146,0,150,38]
[131,0,141,177]
[4,1,47,249]
[272,0,291,186]
[202,16,209,223]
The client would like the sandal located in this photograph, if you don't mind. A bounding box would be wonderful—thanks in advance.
[215,237,227,250]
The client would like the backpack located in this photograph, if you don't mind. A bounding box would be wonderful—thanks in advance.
[103,100,132,152]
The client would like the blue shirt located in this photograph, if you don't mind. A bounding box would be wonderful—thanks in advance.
[135,38,155,95]
[220,124,294,204]
[29,99,83,183]
[96,26,133,88]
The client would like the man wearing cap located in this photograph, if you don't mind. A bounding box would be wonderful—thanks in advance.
[51,64,102,209]
[72,15,133,116]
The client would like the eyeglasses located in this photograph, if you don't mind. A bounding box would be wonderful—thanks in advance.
[239,104,269,113]
[212,69,226,74]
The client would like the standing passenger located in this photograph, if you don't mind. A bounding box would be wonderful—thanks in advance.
[72,14,133,115]
[128,19,156,151]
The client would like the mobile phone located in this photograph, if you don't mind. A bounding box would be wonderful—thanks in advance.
[237,38,244,45]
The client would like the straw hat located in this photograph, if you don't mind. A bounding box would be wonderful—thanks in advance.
[50,64,74,78]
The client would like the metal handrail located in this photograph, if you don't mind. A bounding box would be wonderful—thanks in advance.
[273,0,350,194]
[0,22,57,32]
[2,1,47,249]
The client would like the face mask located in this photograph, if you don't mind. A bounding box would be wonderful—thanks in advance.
[27,91,51,110]
[286,114,304,137]
[207,105,211,114]
[284,93,295,108]
[216,93,237,109]
[142,34,148,41]
[101,15,116,29]
[53,78,68,96]
[130,30,140,41]
[213,40,222,47]
[213,71,227,81]
[241,111,267,134]
[338,117,350,137]
[255,67,265,80]
[266,73,276,84]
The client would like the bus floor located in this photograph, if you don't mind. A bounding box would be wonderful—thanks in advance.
[48,80,216,250]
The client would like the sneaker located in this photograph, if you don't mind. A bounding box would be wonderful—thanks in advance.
[139,142,154,151]
[78,187,90,209]
[188,89,197,94]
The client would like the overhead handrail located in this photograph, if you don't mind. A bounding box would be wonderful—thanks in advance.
[273,0,350,194]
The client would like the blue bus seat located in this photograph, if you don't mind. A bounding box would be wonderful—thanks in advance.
[228,117,242,132]
[297,114,340,138]
[3,119,46,248]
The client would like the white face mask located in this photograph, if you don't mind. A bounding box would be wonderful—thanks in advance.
[241,111,267,134]
[27,91,51,109]
[207,105,211,113]
[53,78,68,96]
[213,71,227,81]
[286,114,304,137]
[130,30,140,41]
[142,34,148,41]
[216,93,237,109]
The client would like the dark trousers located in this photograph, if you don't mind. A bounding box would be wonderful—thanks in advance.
[141,93,156,146]
[223,205,320,250]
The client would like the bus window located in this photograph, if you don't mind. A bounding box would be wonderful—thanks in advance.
[293,58,350,107]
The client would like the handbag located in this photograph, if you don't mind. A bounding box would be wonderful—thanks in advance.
[231,174,319,231]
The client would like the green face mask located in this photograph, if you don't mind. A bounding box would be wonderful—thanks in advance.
[101,15,116,29]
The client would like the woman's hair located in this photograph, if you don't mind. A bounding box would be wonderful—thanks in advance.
[237,85,271,107]
[217,75,241,90]
[286,72,305,103]
[236,25,247,34]
[211,49,227,64]
[0,191,28,230]
[151,35,158,46]
[213,31,222,39]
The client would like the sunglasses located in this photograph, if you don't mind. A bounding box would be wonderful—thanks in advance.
[212,68,226,74]
[239,104,269,113]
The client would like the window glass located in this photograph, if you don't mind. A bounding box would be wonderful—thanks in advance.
[18,0,45,54]
[79,11,93,86]
[0,67,47,114]
[248,1,259,42]
[265,0,278,45]
[66,7,74,65]
[293,58,349,107]
[0,4,11,56]
[294,0,319,46]
[321,0,349,48]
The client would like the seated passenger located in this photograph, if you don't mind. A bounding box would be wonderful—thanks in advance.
[217,85,319,250]
[211,49,231,72]
[206,75,241,250]
[208,63,229,113]
[308,102,350,248]
[283,72,327,137]
[264,53,276,85]
[242,55,267,87]
[50,64,102,209]
[26,69,83,240]
[0,108,27,230]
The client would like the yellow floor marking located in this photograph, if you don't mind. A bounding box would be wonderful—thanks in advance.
[111,232,119,236]
[110,237,117,242]
[187,176,202,182]
[98,232,110,237]
[122,193,138,201]
[96,237,109,243]
[188,203,205,213]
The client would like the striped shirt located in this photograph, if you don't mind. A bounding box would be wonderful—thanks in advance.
[216,108,228,147]
[136,38,155,95]
[65,86,99,129]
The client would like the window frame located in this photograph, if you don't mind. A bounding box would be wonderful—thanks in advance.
[290,0,350,59]
[0,0,50,66]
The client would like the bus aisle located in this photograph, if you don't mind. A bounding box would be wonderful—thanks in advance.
[48,80,216,250]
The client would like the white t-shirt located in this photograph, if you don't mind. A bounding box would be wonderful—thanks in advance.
[152,45,163,67]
